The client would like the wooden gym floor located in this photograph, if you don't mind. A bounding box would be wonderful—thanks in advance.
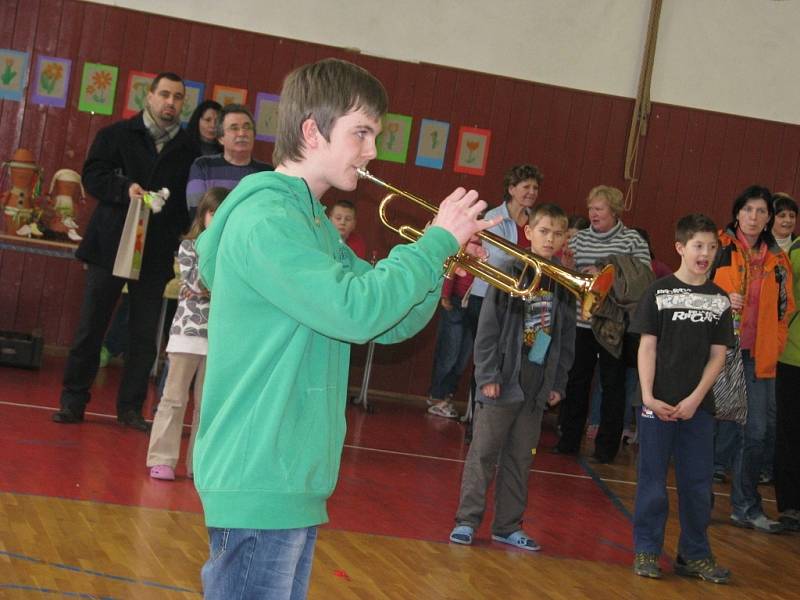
[0,355,797,599]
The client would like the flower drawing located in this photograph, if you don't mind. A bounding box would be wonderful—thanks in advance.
[1,57,18,86]
[39,61,64,95]
[385,121,400,150]
[87,69,113,103]
[131,80,148,109]
[465,139,480,164]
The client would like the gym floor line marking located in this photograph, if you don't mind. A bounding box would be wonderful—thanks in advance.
[1,400,768,503]
[0,550,201,595]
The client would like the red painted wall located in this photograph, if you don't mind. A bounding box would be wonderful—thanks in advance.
[2,0,800,397]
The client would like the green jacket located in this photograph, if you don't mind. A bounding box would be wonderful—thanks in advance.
[780,237,800,367]
[193,171,458,529]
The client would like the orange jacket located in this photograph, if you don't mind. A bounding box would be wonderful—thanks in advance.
[712,229,795,378]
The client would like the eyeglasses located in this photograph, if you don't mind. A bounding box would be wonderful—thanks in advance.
[225,123,254,133]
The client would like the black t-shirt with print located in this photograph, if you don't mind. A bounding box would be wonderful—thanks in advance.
[629,274,735,413]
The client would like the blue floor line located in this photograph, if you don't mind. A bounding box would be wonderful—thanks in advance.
[0,550,201,595]
[578,456,675,567]
[0,583,116,599]
[577,456,634,522]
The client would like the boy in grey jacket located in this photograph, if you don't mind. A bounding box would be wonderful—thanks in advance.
[450,204,576,551]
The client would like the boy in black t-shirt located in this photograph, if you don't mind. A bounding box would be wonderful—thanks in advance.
[629,214,735,584]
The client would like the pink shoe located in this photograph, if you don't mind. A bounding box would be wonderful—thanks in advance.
[150,465,175,480]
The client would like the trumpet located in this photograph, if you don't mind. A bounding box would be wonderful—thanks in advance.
[357,168,615,320]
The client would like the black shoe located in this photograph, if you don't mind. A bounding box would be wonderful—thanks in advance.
[590,454,613,465]
[550,445,577,455]
[52,407,84,424]
[117,410,151,431]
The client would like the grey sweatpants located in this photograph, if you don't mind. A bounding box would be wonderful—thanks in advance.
[455,362,545,536]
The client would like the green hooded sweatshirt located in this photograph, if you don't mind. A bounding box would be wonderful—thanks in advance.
[193,171,458,529]
[780,237,800,367]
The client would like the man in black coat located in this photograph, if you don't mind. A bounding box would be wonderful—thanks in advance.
[53,72,199,431]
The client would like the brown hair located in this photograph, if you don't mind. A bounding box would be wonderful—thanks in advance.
[328,199,356,215]
[502,164,543,201]
[185,187,228,240]
[527,202,567,228]
[272,58,388,166]
[675,213,718,245]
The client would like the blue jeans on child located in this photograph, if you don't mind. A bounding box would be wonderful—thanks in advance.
[202,526,317,600]
[633,406,714,559]
[429,297,475,399]
[730,350,775,520]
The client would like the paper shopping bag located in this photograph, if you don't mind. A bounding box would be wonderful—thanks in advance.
[112,197,150,280]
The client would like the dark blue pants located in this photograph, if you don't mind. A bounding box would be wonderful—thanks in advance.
[633,406,714,559]
[428,295,475,400]
[730,350,775,519]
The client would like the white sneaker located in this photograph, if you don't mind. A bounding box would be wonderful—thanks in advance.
[67,228,82,242]
[62,216,79,229]
[15,224,32,237]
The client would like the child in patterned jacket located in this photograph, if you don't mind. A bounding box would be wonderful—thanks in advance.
[146,187,228,480]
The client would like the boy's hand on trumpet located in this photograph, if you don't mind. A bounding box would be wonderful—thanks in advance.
[432,188,502,248]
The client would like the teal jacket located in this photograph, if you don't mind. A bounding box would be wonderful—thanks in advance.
[193,171,458,529]
[780,237,800,367]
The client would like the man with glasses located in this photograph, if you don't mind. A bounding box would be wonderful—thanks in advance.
[186,104,273,218]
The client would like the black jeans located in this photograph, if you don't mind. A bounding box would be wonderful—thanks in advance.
[557,327,627,460]
[775,360,800,513]
[60,264,168,416]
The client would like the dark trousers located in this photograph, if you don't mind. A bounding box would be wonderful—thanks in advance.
[60,264,168,416]
[633,406,714,560]
[428,296,476,400]
[557,327,627,459]
[775,361,800,513]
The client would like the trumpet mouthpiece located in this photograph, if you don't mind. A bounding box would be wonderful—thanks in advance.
[356,167,370,178]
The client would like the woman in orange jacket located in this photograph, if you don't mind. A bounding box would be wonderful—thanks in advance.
[711,185,794,533]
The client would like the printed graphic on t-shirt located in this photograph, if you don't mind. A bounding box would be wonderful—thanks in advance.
[655,289,730,322]
[630,275,735,410]
[523,290,553,346]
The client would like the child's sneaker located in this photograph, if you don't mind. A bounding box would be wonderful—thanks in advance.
[674,555,730,584]
[632,552,661,579]
[449,525,474,545]
[428,400,459,419]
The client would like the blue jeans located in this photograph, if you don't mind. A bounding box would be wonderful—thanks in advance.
[714,419,740,475]
[633,406,714,559]
[730,350,775,520]
[202,527,317,600]
[428,297,474,400]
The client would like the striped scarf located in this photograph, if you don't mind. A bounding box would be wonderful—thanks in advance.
[143,105,180,153]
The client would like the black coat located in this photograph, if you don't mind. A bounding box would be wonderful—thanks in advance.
[76,113,199,281]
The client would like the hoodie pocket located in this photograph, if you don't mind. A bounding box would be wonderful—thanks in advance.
[276,387,343,495]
